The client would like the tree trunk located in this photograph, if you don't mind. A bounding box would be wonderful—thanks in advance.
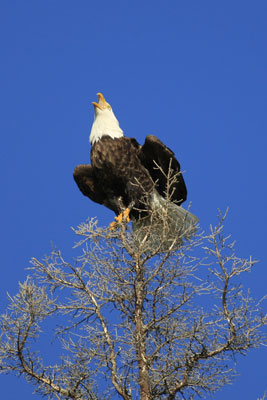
[135,262,150,400]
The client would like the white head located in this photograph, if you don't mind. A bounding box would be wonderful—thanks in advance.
[89,93,124,145]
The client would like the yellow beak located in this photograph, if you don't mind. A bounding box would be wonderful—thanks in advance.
[92,92,108,110]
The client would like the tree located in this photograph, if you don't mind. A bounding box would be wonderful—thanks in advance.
[0,206,266,400]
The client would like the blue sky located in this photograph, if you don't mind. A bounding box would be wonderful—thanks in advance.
[1,1,267,398]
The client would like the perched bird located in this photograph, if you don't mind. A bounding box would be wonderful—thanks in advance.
[74,93,198,246]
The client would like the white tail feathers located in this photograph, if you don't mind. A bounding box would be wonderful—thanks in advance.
[132,191,198,252]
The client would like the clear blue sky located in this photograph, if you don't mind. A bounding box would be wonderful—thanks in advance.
[1,1,267,398]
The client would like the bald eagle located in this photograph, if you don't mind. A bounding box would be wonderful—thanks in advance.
[74,93,198,245]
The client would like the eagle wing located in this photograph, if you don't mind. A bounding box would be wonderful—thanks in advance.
[73,164,105,204]
[137,135,187,205]
[73,164,128,214]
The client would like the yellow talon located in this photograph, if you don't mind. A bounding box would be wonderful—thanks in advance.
[109,208,130,230]
[124,208,130,222]
[122,208,130,222]
[115,208,130,223]
[115,213,123,224]
[109,221,117,231]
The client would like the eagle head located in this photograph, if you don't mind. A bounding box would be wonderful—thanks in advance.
[90,93,124,145]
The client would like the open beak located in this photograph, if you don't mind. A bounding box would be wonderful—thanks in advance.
[92,93,108,110]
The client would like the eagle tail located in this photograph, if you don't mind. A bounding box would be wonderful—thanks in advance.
[132,192,198,251]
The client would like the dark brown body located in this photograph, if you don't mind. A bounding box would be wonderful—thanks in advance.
[74,135,187,218]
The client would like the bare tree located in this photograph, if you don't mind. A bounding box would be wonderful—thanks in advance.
[258,393,267,400]
[0,205,266,399]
